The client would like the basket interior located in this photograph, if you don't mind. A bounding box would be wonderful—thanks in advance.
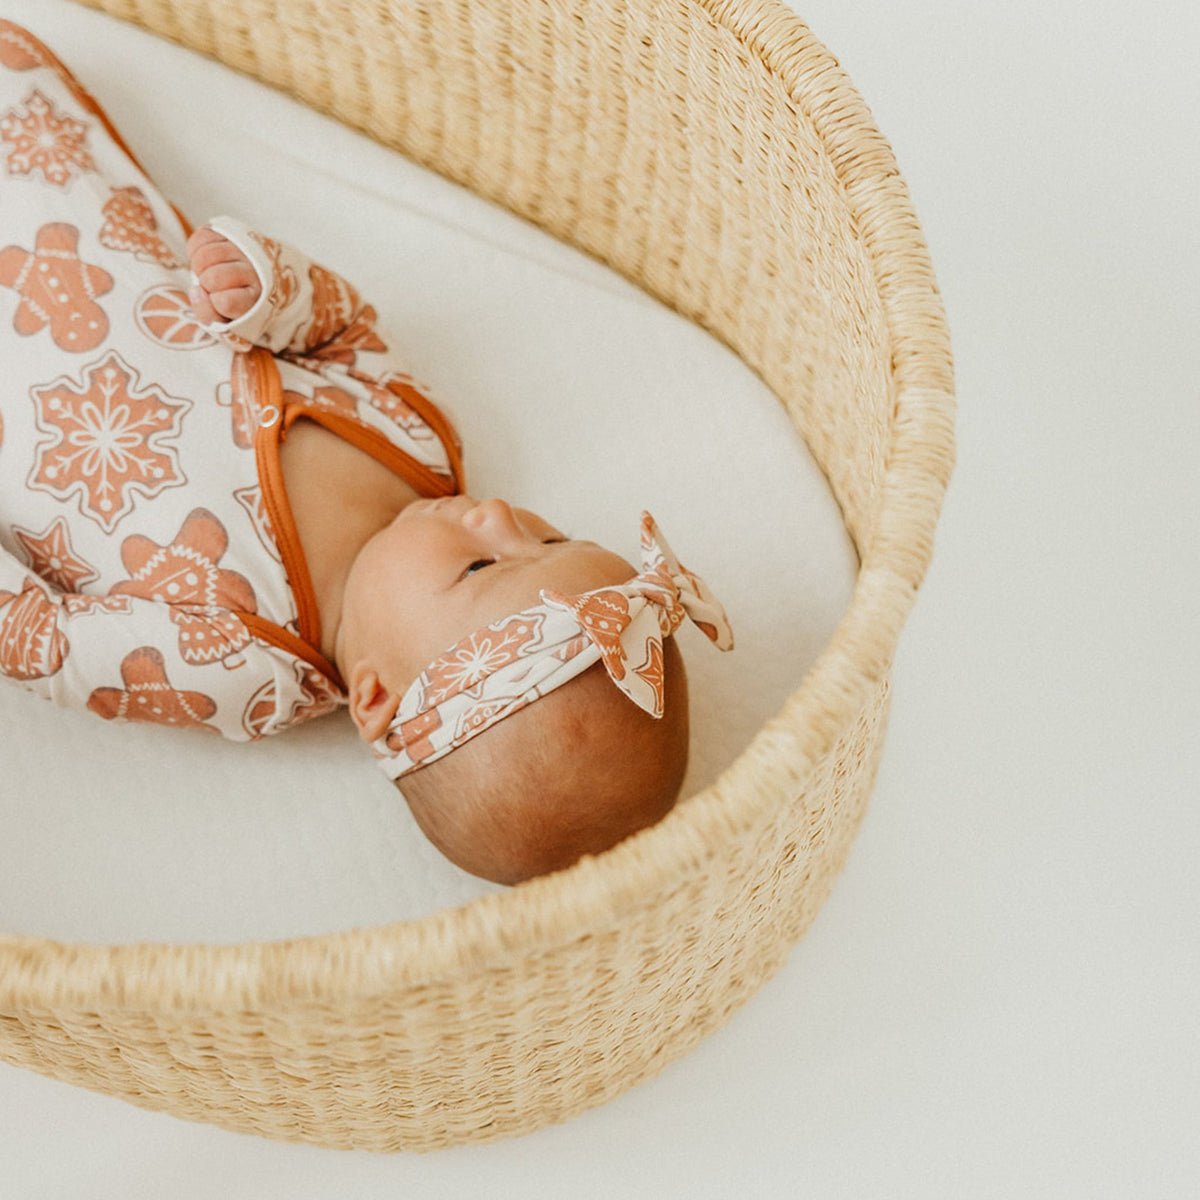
[0,1,859,942]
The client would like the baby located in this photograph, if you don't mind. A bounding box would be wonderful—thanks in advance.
[0,19,734,885]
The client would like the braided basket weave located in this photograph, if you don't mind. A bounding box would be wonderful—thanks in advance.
[0,0,955,1151]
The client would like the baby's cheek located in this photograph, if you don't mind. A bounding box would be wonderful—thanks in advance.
[352,564,439,674]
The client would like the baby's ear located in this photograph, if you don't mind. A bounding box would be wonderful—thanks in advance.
[347,665,401,743]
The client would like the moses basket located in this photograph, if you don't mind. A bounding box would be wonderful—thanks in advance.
[0,0,955,1151]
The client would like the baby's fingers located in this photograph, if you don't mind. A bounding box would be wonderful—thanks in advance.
[185,224,245,270]
[187,282,220,324]
[190,260,261,321]
[185,225,262,321]
[190,280,261,323]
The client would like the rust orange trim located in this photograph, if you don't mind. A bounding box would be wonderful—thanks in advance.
[236,612,345,694]
[249,348,326,658]
[282,404,460,501]
[381,377,468,494]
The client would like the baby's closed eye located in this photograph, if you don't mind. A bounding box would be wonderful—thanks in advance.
[461,538,571,578]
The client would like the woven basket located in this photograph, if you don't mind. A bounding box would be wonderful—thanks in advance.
[0,0,954,1151]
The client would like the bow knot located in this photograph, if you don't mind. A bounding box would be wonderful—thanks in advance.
[540,511,734,716]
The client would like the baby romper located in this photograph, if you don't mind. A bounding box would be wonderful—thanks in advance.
[0,19,466,740]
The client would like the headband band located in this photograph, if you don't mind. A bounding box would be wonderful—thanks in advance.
[372,510,734,779]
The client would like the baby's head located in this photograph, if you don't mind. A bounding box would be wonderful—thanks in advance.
[394,639,690,884]
[335,495,703,885]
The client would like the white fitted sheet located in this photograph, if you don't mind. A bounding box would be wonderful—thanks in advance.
[0,0,858,942]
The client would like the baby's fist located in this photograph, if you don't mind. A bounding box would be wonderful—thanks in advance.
[185,224,261,323]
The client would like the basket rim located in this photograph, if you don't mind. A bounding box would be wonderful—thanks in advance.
[0,0,955,1013]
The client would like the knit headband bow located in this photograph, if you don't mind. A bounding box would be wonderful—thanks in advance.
[373,510,734,780]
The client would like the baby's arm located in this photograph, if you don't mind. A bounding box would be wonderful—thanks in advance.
[186,218,465,482]
[0,543,181,718]
[185,216,388,361]
[0,544,264,738]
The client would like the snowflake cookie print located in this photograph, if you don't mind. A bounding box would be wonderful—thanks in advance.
[0,85,95,187]
[28,347,191,533]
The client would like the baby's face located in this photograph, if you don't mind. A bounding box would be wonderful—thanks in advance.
[338,494,637,694]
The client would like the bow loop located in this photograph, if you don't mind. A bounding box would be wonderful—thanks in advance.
[539,512,734,717]
[637,511,735,651]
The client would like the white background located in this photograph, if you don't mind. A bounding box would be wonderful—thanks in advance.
[3,0,1199,1196]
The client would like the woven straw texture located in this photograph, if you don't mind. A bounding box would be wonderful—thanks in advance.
[0,0,955,1151]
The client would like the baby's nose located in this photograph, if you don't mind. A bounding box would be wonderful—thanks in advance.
[464,497,521,531]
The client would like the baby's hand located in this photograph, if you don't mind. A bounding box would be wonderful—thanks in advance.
[185,225,262,323]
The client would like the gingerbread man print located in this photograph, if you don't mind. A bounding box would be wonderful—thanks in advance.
[111,508,259,667]
[0,221,112,350]
[86,645,219,732]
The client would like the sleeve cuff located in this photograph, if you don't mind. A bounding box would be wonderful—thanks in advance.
[191,214,277,346]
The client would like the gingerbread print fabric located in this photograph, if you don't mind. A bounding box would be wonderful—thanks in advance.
[373,511,735,779]
[0,20,463,741]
